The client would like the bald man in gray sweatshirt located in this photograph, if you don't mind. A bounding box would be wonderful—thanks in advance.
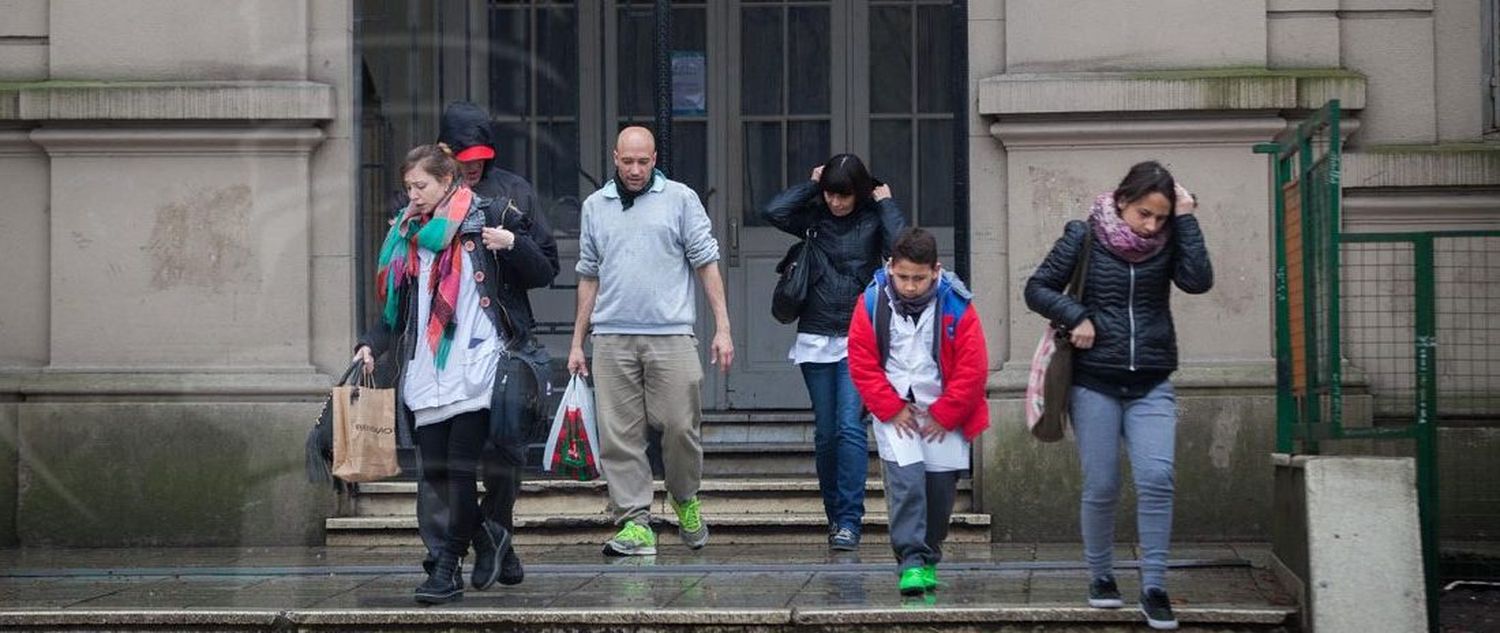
[568,126,734,556]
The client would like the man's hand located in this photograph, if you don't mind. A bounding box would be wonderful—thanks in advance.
[567,345,589,377]
[710,330,734,373]
[353,345,375,376]
[482,226,516,251]
[810,165,824,182]
[889,404,921,439]
[1070,318,1096,349]
[872,184,892,202]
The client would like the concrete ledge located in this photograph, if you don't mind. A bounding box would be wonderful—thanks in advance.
[1343,190,1500,233]
[1272,455,1427,632]
[326,513,995,531]
[0,81,335,121]
[1343,145,1500,188]
[28,126,325,156]
[0,606,1298,629]
[989,116,1289,149]
[0,369,334,399]
[978,69,1366,116]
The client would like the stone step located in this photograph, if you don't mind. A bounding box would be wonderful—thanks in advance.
[0,605,1301,632]
[325,512,992,547]
[700,442,882,477]
[352,479,974,517]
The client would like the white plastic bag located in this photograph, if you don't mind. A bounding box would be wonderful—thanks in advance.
[541,375,601,479]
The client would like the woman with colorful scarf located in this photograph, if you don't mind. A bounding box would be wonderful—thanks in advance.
[1024,161,1214,631]
[355,144,557,604]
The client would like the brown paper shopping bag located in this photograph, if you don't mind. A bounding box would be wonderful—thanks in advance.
[330,374,400,483]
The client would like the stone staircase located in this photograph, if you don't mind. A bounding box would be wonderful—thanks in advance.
[326,411,992,546]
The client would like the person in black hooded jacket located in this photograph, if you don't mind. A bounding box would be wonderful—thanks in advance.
[760,154,906,550]
[391,101,560,592]
[1024,161,1212,630]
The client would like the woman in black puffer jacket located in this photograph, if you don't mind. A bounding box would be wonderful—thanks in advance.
[761,154,907,550]
[1024,161,1212,630]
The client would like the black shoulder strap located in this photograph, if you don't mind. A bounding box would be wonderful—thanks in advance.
[875,282,893,368]
[1067,230,1094,299]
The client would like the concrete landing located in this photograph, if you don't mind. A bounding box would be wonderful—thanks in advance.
[0,543,1298,632]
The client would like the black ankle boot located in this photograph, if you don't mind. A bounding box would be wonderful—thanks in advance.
[414,552,464,604]
[498,542,524,585]
[470,519,511,590]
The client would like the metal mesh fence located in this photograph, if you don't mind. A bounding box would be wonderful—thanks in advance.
[1341,242,1417,421]
[1340,233,1500,576]
[1434,236,1500,423]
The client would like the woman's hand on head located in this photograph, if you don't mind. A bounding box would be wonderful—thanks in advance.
[1174,183,1197,215]
[810,165,824,182]
[1070,319,1096,349]
[872,184,892,202]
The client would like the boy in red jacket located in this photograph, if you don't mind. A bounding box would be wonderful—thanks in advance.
[847,227,990,596]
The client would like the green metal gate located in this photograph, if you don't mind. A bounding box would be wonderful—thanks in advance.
[1257,100,1500,631]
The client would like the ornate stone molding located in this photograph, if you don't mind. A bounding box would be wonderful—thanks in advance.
[979,70,1367,116]
[1343,146,1500,189]
[0,369,332,400]
[29,127,325,157]
[990,116,1290,149]
[0,81,334,122]
[981,70,1367,148]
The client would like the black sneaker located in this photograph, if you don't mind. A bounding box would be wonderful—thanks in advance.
[1088,575,1124,608]
[1139,587,1179,630]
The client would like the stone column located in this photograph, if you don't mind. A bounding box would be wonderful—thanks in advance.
[0,0,354,546]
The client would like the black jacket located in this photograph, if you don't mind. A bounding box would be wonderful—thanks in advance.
[1024,216,1214,396]
[437,100,561,311]
[761,181,908,336]
[359,194,558,440]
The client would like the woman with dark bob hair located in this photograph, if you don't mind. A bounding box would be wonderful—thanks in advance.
[761,153,907,550]
[1024,160,1213,630]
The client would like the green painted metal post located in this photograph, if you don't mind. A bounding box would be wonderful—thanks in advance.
[1297,131,1322,455]
[1325,103,1344,438]
[1412,236,1440,632]
[1258,143,1295,454]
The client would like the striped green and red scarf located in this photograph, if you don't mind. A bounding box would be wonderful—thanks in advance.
[374,186,474,369]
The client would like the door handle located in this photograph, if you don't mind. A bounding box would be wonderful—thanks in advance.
[728,217,740,267]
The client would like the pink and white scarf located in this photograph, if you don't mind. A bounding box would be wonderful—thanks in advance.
[1087,193,1170,263]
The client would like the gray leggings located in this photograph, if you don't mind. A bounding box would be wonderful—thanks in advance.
[1070,381,1177,589]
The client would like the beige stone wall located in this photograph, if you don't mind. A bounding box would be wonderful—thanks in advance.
[0,0,353,545]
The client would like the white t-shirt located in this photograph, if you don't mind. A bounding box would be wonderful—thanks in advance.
[787,333,849,365]
[403,246,504,427]
[869,300,970,472]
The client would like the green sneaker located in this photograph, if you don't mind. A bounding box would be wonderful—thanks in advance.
[669,496,709,549]
[921,564,940,590]
[898,567,928,596]
[602,519,657,557]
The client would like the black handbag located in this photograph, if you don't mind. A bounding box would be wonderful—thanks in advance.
[771,228,824,324]
[306,359,363,485]
[1030,230,1093,442]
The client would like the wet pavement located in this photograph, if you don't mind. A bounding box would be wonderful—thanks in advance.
[0,543,1295,616]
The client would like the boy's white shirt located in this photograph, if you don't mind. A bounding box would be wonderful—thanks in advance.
[870,298,971,472]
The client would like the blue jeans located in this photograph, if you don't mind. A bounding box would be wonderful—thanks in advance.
[1070,381,1177,589]
[801,360,867,532]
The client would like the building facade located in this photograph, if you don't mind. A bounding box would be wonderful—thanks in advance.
[1,0,1495,546]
